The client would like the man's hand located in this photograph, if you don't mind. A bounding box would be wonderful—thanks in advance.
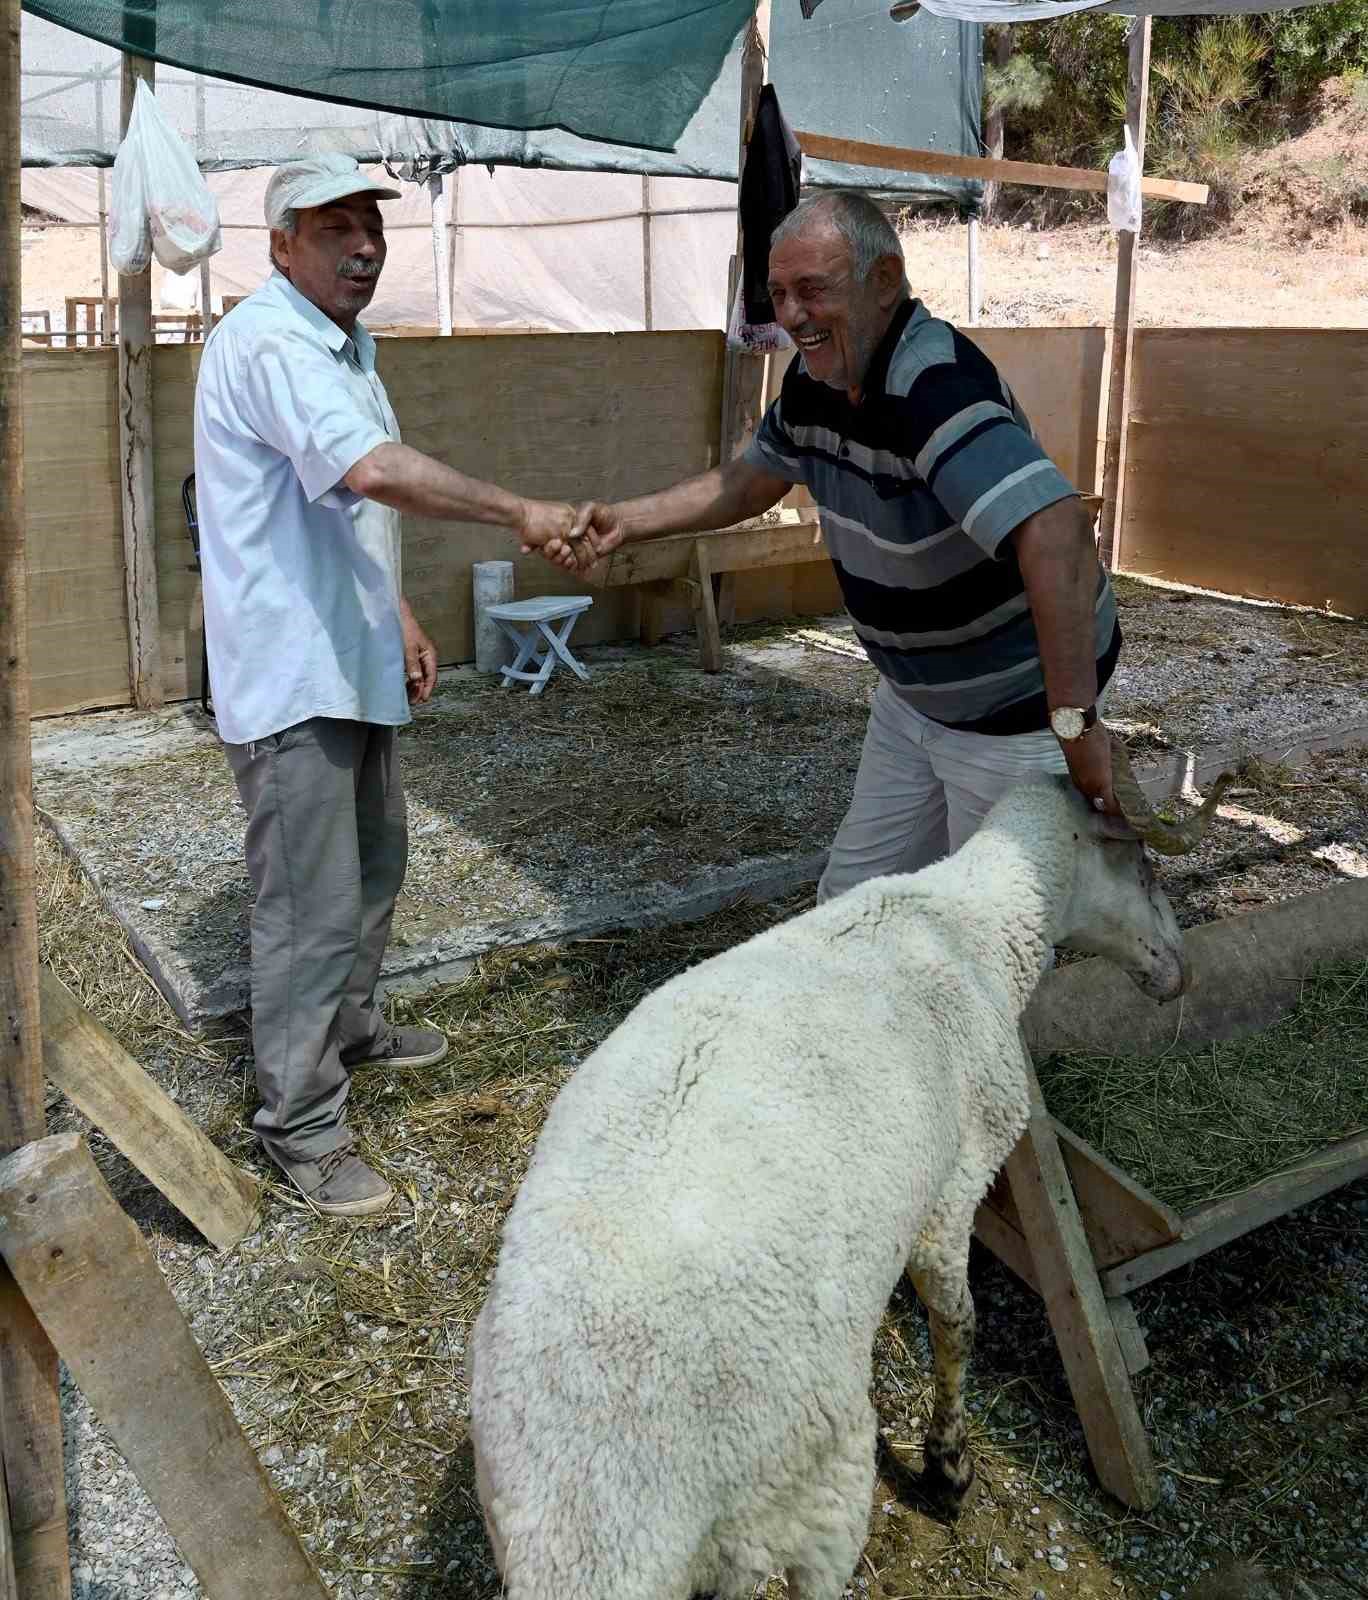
[516,498,599,573]
[400,600,437,704]
[572,502,627,560]
[1060,723,1122,819]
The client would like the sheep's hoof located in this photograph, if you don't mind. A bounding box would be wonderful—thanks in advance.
[912,1455,978,1522]
[876,1434,978,1522]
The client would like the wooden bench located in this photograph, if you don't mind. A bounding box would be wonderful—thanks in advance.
[592,494,1105,671]
[591,509,829,670]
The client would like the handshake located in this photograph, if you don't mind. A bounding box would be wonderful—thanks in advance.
[515,499,626,576]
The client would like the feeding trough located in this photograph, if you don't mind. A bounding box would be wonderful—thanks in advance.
[975,876,1368,1509]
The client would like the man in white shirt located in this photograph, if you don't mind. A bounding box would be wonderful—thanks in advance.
[194,154,584,1216]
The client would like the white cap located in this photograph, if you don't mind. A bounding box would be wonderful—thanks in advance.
[265,154,401,229]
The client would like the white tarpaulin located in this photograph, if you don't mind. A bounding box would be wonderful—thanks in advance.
[21,162,739,332]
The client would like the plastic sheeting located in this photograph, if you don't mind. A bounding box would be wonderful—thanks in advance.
[22,0,756,153]
[20,2,982,205]
[20,162,743,332]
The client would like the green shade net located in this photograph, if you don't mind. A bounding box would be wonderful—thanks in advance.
[21,0,757,152]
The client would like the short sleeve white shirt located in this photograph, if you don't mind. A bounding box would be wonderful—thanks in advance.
[192,271,409,745]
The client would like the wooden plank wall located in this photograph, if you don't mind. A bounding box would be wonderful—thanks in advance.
[24,350,128,716]
[1120,330,1368,616]
[148,332,727,701]
[21,323,1107,716]
[740,326,1107,625]
[967,327,1106,495]
[768,325,1106,497]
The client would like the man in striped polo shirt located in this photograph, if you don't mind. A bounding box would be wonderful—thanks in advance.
[565,191,1123,900]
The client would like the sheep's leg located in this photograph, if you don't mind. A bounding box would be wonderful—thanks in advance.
[908,1262,977,1518]
[782,1403,877,1600]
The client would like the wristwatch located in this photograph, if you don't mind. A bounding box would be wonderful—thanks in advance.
[1049,703,1098,742]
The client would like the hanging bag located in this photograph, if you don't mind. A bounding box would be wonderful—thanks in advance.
[1106,124,1142,235]
[108,79,222,276]
[107,89,151,275]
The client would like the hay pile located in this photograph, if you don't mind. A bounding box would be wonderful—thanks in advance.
[1037,961,1368,1212]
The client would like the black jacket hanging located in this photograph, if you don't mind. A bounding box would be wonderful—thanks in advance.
[739,83,802,326]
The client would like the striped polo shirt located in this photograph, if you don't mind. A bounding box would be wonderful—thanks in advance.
[745,298,1120,735]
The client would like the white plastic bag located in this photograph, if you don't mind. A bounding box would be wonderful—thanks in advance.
[107,103,151,275]
[725,275,793,355]
[1106,124,1142,235]
[108,80,221,276]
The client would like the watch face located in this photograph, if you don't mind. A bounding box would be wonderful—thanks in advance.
[1051,707,1086,740]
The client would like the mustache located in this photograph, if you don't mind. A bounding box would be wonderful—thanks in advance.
[338,258,382,281]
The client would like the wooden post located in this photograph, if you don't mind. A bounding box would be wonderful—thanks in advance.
[718,1,771,465]
[641,176,653,332]
[1097,16,1151,569]
[118,50,163,709]
[689,540,723,672]
[39,968,260,1251]
[0,0,74,1590]
[0,1134,332,1600]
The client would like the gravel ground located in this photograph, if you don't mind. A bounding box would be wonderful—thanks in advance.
[29,575,1368,1025]
[39,585,1368,1600]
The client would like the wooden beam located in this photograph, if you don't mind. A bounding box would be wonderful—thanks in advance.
[1004,1046,1159,1508]
[1101,1129,1368,1298]
[974,1194,1040,1295]
[1107,1296,1150,1377]
[0,1432,18,1600]
[118,52,162,709]
[0,1133,332,1600]
[719,2,772,464]
[595,513,824,590]
[40,968,260,1252]
[1098,17,1152,568]
[0,0,74,1587]
[794,130,1207,207]
[1054,1118,1181,1270]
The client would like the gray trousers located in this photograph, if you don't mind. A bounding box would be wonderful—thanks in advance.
[818,679,1069,903]
[224,718,408,1172]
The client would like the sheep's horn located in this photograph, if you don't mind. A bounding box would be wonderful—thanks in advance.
[1109,738,1234,856]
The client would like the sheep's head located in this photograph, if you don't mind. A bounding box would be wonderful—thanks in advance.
[1056,739,1231,1002]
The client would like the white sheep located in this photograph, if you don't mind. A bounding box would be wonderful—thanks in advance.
[468,754,1227,1600]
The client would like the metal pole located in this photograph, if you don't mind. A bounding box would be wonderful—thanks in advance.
[447,165,460,329]
[428,171,452,336]
[641,175,653,331]
[195,76,212,334]
[1098,15,1151,571]
[95,75,113,343]
[966,215,980,326]
[0,0,74,1589]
